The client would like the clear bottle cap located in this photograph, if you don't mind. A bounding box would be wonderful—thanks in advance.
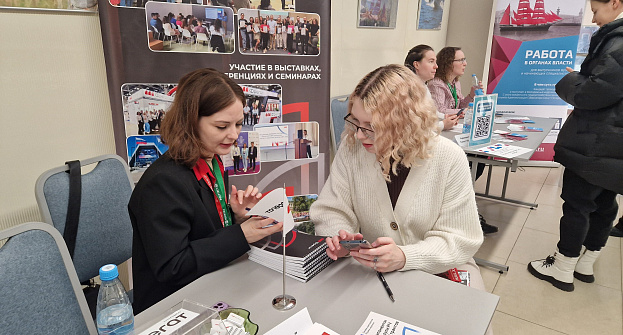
[99,264,119,281]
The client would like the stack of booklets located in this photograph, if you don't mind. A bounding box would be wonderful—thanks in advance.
[248,230,333,283]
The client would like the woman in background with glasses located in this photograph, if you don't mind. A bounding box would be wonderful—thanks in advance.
[404,44,459,131]
[310,66,490,311]
[428,46,480,116]
[427,46,497,235]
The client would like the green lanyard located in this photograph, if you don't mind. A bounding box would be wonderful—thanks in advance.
[447,82,459,108]
[208,157,232,227]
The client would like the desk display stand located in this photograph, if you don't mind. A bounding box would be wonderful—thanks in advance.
[272,235,296,310]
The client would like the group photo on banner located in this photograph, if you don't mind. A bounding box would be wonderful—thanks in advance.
[238,8,320,55]
[145,3,235,53]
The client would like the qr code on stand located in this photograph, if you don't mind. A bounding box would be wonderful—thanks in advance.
[473,116,491,139]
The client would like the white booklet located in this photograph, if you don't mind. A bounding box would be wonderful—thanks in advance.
[264,308,313,335]
[354,312,439,335]
[304,322,340,335]
[265,308,341,335]
[474,143,532,158]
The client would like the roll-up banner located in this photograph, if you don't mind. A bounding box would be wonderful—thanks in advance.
[488,0,586,161]
[99,0,330,196]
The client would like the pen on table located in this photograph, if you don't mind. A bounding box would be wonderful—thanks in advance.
[376,271,395,302]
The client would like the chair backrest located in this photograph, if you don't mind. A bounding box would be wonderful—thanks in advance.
[35,154,134,283]
[330,95,350,152]
[197,32,208,42]
[0,222,97,334]
[183,29,192,38]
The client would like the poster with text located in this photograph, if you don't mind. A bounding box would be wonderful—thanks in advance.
[99,0,330,195]
[487,0,585,160]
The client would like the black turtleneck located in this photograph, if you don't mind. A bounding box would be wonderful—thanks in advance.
[386,164,411,209]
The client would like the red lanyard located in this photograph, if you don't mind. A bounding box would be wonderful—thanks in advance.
[193,157,230,227]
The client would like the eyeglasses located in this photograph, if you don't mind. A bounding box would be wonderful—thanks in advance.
[344,113,375,140]
[453,58,467,63]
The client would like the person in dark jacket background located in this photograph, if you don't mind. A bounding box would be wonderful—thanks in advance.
[128,68,282,313]
[528,0,623,292]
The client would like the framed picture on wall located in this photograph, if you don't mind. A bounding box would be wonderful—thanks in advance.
[357,0,398,29]
[417,0,444,30]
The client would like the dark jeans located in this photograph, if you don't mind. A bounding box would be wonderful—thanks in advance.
[557,169,618,257]
[301,35,308,54]
[233,156,241,171]
[287,34,294,53]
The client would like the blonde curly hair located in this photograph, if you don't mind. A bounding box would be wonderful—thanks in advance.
[343,64,438,181]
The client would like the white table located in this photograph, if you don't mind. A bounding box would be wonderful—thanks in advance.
[135,256,499,335]
[443,117,558,209]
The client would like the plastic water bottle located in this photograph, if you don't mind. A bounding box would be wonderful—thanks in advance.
[472,74,484,96]
[96,264,134,335]
[463,102,474,134]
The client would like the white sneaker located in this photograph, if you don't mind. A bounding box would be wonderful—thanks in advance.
[528,250,578,292]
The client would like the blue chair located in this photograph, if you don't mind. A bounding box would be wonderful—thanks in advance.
[330,95,350,154]
[35,154,134,286]
[0,222,97,334]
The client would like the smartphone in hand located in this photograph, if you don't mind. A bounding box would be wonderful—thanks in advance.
[339,239,373,251]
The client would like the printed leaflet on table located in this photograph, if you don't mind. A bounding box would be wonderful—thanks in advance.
[355,311,439,335]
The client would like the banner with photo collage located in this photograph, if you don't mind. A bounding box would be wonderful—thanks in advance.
[99,0,329,197]
[487,0,586,161]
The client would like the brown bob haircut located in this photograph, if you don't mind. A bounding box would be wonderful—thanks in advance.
[160,68,245,168]
[434,46,462,83]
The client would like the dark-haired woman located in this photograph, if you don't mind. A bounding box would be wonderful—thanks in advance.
[404,44,458,131]
[426,46,496,235]
[529,0,623,292]
[260,18,270,53]
[129,69,283,313]
[210,19,226,53]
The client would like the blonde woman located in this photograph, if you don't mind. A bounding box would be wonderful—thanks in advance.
[310,65,489,299]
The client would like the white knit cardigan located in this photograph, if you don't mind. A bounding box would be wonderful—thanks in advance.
[311,135,483,274]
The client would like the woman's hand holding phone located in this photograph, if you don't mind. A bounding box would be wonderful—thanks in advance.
[443,114,459,130]
[350,237,406,273]
[325,229,364,260]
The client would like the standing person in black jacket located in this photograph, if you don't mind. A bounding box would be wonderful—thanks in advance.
[128,68,283,314]
[248,141,258,171]
[529,0,623,292]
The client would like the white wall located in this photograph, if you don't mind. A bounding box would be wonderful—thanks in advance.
[445,0,496,94]
[0,10,116,229]
[331,0,452,97]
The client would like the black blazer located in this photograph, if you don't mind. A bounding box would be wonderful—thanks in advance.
[249,146,258,158]
[128,153,250,314]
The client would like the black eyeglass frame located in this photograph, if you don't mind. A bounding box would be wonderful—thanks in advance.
[343,113,375,139]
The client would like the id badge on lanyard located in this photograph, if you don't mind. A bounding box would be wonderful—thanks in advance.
[193,157,232,227]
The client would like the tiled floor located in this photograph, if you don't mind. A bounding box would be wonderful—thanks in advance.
[473,165,623,335]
